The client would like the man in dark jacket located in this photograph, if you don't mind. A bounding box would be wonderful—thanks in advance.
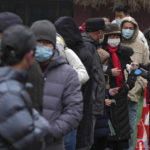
[79,18,106,150]
[55,17,106,150]
[0,25,51,150]
[31,20,83,150]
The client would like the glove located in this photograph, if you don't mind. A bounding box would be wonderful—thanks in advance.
[140,68,149,79]
[126,71,137,90]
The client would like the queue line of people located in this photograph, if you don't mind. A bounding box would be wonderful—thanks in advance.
[0,4,149,150]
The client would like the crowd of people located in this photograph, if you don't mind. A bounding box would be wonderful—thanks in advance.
[0,4,149,150]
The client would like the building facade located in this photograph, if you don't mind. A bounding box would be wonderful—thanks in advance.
[74,4,150,31]
[0,0,73,25]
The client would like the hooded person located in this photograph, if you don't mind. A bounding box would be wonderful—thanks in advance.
[113,4,149,51]
[0,24,51,150]
[56,31,89,150]
[31,20,83,150]
[55,17,90,150]
[120,16,149,150]
[55,16,105,150]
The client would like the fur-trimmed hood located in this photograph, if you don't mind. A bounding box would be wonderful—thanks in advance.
[120,16,139,44]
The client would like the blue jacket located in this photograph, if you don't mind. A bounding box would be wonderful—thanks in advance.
[0,67,51,150]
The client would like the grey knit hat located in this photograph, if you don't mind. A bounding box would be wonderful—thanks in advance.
[31,20,56,46]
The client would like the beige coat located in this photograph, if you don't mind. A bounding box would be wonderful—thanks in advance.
[121,16,149,102]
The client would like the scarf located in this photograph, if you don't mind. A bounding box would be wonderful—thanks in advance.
[106,45,123,88]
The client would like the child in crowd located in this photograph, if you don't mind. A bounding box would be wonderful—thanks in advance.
[91,49,119,150]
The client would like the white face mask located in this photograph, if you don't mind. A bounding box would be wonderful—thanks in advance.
[107,38,120,48]
[103,65,108,72]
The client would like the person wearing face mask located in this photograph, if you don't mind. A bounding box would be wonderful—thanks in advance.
[112,4,131,27]
[55,17,105,150]
[92,49,118,150]
[120,17,150,150]
[31,20,83,150]
[112,4,149,51]
[0,25,52,150]
[73,17,106,150]
[102,23,138,150]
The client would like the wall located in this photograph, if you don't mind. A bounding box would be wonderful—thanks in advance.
[74,4,150,31]
[0,0,73,25]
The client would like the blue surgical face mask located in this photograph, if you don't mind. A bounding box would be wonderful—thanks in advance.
[103,66,108,72]
[115,19,121,26]
[122,29,134,39]
[35,45,53,63]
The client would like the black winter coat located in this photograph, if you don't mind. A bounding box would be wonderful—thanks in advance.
[103,45,134,141]
[55,18,105,115]
[94,90,111,138]
[0,67,51,150]
[81,32,105,115]
[76,32,106,148]
[55,17,105,149]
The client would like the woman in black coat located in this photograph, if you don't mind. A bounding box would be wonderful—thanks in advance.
[102,23,137,150]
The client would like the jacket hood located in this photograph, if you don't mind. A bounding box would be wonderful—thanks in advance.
[120,16,139,44]
[45,49,67,73]
[55,16,83,50]
[0,67,27,83]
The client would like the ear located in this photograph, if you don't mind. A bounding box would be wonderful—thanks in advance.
[28,50,34,57]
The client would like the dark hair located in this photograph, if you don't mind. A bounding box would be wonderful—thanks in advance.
[1,25,36,66]
[114,4,131,16]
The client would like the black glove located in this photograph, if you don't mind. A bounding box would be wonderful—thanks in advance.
[126,71,137,90]
[140,68,149,79]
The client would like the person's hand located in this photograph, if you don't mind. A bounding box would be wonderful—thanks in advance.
[105,99,112,106]
[131,62,139,70]
[109,87,120,96]
[111,68,121,77]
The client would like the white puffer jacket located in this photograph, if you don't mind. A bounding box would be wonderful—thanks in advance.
[56,35,89,85]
